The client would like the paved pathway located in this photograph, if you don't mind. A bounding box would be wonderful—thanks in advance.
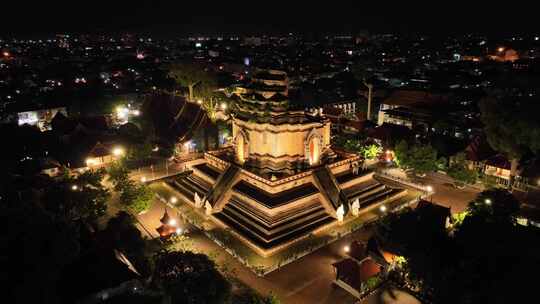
[419,172,481,213]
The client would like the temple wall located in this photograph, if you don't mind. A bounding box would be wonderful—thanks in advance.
[240,168,314,194]
[233,119,331,162]
[340,172,375,189]
[329,155,362,175]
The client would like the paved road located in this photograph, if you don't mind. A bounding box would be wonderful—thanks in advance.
[379,168,481,214]
[418,172,481,213]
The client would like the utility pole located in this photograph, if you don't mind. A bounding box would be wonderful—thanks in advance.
[363,80,373,121]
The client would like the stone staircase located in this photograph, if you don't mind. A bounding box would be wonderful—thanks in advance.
[313,166,349,212]
[204,164,241,207]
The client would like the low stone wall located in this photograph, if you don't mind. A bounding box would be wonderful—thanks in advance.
[340,171,375,189]
[240,168,314,194]
[374,171,430,192]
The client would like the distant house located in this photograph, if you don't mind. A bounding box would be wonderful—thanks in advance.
[377,90,449,132]
[85,141,117,168]
[1,103,67,131]
[484,154,512,180]
[366,123,412,147]
[461,136,496,171]
[51,112,111,138]
[39,157,63,177]
[516,206,540,228]
[325,100,357,116]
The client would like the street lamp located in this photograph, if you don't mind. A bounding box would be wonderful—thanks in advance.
[113,147,125,157]
[71,185,78,191]
[86,158,95,167]
[426,185,434,202]
[484,198,492,205]
[343,245,350,253]
[170,197,178,204]
[379,205,387,212]
[197,99,203,104]
[140,176,147,183]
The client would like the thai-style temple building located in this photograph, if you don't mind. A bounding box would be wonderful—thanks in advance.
[169,69,408,257]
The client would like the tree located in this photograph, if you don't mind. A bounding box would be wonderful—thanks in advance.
[394,141,438,175]
[119,181,154,214]
[42,169,110,223]
[3,201,80,304]
[128,141,153,164]
[465,189,520,222]
[479,95,540,180]
[359,143,382,160]
[118,122,143,143]
[102,211,151,275]
[153,251,231,304]
[447,152,478,186]
[378,190,540,304]
[393,140,409,167]
[108,160,130,191]
[408,145,439,175]
[168,63,217,102]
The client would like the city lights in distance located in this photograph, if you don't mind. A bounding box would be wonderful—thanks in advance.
[379,205,387,212]
[484,198,492,205]
[343,245,350,253]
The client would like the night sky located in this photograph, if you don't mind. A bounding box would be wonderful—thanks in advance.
[2,1,538,37]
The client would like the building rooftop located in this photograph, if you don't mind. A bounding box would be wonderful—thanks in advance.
[383,90,449,107]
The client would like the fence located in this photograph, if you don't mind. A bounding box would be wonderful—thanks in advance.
[374,170,430,192]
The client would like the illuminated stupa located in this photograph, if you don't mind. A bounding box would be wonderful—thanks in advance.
[170,69,408,257]
[232,69,335,176]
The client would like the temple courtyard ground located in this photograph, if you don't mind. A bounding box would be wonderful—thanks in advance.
[136,197,367,304]
[103,164,484,303]
[132,181,462,303]
[135,196,425,304]
[127,169,483,304]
